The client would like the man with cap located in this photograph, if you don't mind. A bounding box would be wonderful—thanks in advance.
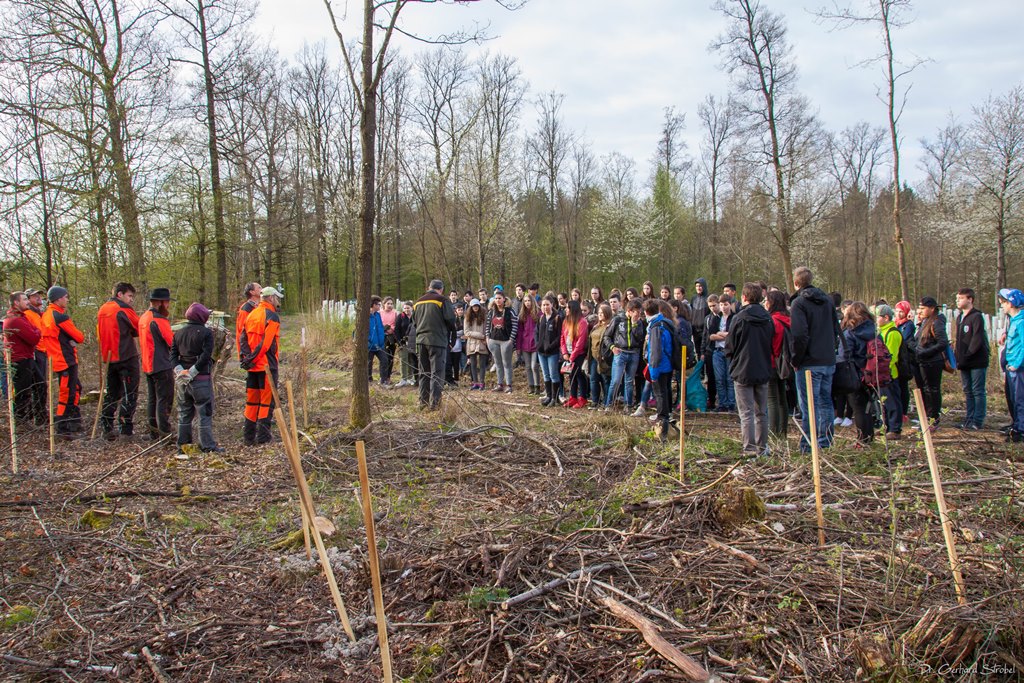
[236,282,262,359]
[97,282,141,440]
[239,286,282,445]
[40,286,86,438]
[171,302,223,453]
[139,288,175,441]
[412,279,456,410]
[3,291,42,423]
[999,288,1024,442]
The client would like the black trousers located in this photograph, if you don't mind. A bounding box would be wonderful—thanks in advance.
[417,344,447,408]
[847,386,874,443]
[146,369,175,437]
[703,349,717,409]
[10,358,37,422]
[102,358,140,435]
[915,361,944,423]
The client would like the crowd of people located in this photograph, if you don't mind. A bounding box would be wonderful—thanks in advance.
[4,270,1022,456]
[367,270,1024,449]
[1,281,289,454]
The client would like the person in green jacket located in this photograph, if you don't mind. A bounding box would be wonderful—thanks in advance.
[876,305,904,439]
[412,279,457,410]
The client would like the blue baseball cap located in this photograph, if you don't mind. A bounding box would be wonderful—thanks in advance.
[998,288,1024,308]
[492,284,504,292]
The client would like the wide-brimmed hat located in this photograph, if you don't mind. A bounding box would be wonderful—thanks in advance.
[149,287,173,301]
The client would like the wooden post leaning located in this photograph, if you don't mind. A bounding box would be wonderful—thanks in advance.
[91,351,111,440]
[5,348,18,474]
[47,356,55,455]
[804,370,826,546]
[356,440,394,683]
[679,345,686,481]
[285,381,312,560]
[273,406,355,641]
[913,387,967,605]
[300,327,309,430]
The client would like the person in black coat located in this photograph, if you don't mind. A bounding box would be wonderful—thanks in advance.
[910,296,949,429]
[725,284,774,455]
[954,287,989,430]
[788,267,840,453]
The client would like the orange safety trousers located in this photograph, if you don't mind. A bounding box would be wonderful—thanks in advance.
[55,365,82,432]
[244,370,275,422]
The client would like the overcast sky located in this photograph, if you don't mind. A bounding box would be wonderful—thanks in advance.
[253,0,1024,187]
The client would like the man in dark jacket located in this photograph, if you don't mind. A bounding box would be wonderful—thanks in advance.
[954,287,989,430]
[726,284,774,455]
[412,279,457,410]
[690,278,710,355]
[3,292,43,423]
[171,303,222,453]
[789,267,839,452]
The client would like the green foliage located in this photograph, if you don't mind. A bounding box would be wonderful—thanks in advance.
[462,586,509,610]
[1,605,37,630]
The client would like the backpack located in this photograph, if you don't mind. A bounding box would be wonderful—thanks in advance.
[882,328,912,380]
[861,336,893,388]
[652,320,692,372]
[774,321,793,380]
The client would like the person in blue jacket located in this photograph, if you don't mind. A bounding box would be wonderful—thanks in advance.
[999,288,1024,442]
[643,299,675,442]
[368,295,389,385]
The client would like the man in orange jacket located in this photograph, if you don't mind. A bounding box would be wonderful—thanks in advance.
[97,282,141,440]
[239,286,282,445]
[236,282,262,359]
[139,288,175,440]
[40,286,86,438]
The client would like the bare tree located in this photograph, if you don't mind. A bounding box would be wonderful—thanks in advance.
[697,94,735,269]
[960,85,1024,290]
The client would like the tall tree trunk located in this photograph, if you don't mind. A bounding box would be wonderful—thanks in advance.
[198,0,227,310]
[883,11,910,301]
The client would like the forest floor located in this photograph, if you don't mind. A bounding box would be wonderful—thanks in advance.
[1,316,1023,682]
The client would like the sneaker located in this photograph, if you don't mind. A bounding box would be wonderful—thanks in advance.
[841,418,854,428]
[631,405,645,417]
[833,418,843,426]
[574,399,588,409]
[504,386,513,394]
[648,413,658,422]
[886,432,902,441]
[491,384,504,392]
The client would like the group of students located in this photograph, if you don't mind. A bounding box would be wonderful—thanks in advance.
[369,270,1024,448]
[2,283,227,453]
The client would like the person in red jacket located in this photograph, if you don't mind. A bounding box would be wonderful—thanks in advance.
[560,300,590,408]
[236,282,262,359]
[40,286,86,438]
[239,286,282,445]
[139,288,175,440]
[3,292,43,423]
[97,282,141,440]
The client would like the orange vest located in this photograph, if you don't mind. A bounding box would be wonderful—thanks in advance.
[242,301,280,373]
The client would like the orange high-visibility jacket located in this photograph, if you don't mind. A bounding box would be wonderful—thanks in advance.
[97,298,140,362]
[23,307,43,352]
[40,304,86,371]
[139,308,174,374]
[240,301,280,373]
[236,299,257,358]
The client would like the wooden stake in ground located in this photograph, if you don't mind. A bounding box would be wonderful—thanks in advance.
[356,440,394,683]
[805,370,826,546]
[90,351,110,440]
[4,348,18,474]
[47,356,54,456]
[285,381,312,560]
[273,406,355,640]
[913,387,967,605]
[679,346,686,481]
[300,327,309,430]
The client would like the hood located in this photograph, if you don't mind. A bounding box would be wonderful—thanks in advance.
[795,286,830,306]
[772,311,791,327]
[739,303,773,327]
[849,319,877,342]
[694,278,708,292]
[186,302,210,324]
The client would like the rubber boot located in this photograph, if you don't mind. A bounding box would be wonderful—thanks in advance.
[256,417,273,444]
[540,381,552,406]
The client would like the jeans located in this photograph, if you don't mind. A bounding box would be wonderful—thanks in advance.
[795,365,835,452]
[712,349,734,409]
[959,367,987,428]
[735,382,768,453]
[766,376,788,438]
[368,347,388,383]
[468,353,487,384]
[1012,370,1024,433]
[880,382,903,434]
[522,351,540,387]
[177,377,217,450]
[417,344,447,408]
[607,350,639,408]
[539,353,561,389]
[487,339,515,387]
[588,358,609,406]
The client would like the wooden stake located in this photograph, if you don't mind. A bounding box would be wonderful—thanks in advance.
[805,370,826,546]
[913,387,967,605]
[356,440,393,683]
[47,356,54,456]
[273,407,355,640]
[5,348,18,474]
[285,381,312,560]
[91,351,110,440]
[679,346,686,481]
[301,327,309,430]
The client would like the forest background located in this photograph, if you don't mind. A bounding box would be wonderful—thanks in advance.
[1,0,1022,316]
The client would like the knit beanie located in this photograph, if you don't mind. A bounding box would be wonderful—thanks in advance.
[186,302,210,324]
